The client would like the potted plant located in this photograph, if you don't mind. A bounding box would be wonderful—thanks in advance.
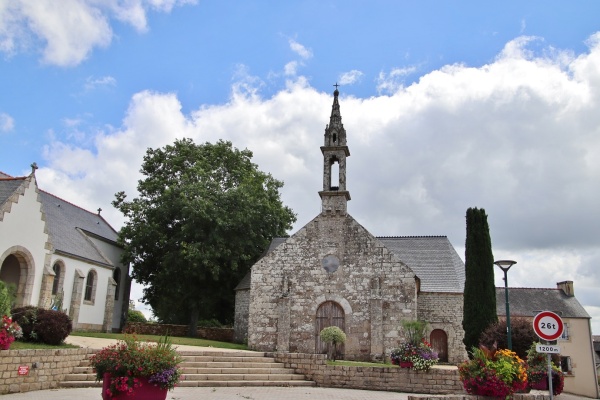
[89,335,182,400]
[526,342,564,394]
[390,320,439,371]
[0,315,23,350]
[459,344,528,398]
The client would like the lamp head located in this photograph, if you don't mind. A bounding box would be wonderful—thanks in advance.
[494,259,517,272]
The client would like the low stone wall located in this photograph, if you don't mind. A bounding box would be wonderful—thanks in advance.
[273,352,464,394]
[124,322,234,342]
[0,348,94,394]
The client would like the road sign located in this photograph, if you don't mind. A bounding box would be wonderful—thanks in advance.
[533,311,564,341]
[535,344,560,354]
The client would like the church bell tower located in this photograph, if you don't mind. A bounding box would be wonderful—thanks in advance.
[319,85,351,215]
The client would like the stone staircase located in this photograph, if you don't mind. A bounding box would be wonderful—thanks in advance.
[59,350,315,388]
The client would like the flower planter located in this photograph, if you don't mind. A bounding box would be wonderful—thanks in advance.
[399,361,413,368]
[0,341,11,350]
[102,373,168,400]
[531,380,548,390]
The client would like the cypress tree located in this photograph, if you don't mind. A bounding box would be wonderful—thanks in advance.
[462,207,497,355]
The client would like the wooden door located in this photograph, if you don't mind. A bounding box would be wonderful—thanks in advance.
[315,301,345,358]
[430,329,448,362]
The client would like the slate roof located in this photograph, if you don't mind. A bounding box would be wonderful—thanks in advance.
[1,174,120,268]
[495,287,590,319]
[235,236,465,293]
[0,177,25,206]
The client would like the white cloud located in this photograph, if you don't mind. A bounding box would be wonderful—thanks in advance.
[35,34,600,333]
[339,70,364,85]
[376,66,418,94]
[0,0,196,66]
[0,113,14,132]
[84,75,117,91]
[289,38,312,60]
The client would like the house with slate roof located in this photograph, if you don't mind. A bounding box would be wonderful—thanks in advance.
[0,165,130,332]
[496,282,599,398]
[234,88,468,363]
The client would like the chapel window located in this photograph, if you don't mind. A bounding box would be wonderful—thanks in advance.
[84,269,97,304]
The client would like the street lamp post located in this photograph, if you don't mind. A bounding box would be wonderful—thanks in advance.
[494,260,517,350]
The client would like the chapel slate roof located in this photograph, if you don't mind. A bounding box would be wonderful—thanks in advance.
[235,236,465,293]
[0,173,120,267]
[40,191,119,266]
[495,287,590,319]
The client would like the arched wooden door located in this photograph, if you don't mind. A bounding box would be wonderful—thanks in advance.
[315,301,345,358]
[430,329,448,362]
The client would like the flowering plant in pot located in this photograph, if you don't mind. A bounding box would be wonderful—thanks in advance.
[459,344,527,398]
[526,342,564,394]
[0,315,23,350]
[89,335,182,399]
[390,339,438,371]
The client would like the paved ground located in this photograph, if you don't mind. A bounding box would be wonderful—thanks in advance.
[3,337,582,400]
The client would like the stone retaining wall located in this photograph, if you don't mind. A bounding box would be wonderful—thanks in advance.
[0,348,94,394]
[273,352,464,394]
[124,322,234,342]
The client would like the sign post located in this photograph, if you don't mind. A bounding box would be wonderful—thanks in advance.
[532,311,564,400]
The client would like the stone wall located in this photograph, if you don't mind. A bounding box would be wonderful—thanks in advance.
[273,352,464,394]
[124,322,234,342]
[417,292,468,364]
[233,289,249,343]
[0,348,94,394]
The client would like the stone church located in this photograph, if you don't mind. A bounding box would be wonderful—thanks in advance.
[234,88,467,363]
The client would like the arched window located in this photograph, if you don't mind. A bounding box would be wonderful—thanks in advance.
[84,270,97,303]
[113,268,121,300]
[52,263,63,295]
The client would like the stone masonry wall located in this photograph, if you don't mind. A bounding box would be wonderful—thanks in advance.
[233,289,250,343]
[417,292,468,364]
[0,348,94,394]
[124,322,234,342]
[249,213,418,360]
[273,352,464,394]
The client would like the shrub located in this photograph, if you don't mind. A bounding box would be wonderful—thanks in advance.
[319,326,346,361]
[11,306,72,345]
[479,317,537,359]
[0,281,15,317]
[127,309,148,323]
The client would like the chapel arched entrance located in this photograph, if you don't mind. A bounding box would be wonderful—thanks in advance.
[315,300,345,358]
[430,329,448,362]
[0,252,31,307]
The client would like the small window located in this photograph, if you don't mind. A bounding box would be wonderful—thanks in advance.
[560,356,572,374]
[559,323,569,340]
[322,255,340,273]
[52,263,62,295]
[113,268,121,300]
[84,270,97,304]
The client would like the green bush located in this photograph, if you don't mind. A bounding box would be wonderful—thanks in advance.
[0,280,15,316]
[127,309,148,323]
[11,306,73,345]
[319,326,346,361]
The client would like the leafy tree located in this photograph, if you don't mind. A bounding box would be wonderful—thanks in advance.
[462,207,497,355]
[127,309,148,323]
[319,326,346,361]
[113,138,296,336]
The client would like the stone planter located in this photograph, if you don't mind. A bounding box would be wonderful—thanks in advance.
[102,373,168,400]
[399,361,413,368]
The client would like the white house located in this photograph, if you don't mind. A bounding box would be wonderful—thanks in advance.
[0,165,129,332]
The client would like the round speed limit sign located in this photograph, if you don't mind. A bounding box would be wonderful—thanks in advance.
[532,311,564,341]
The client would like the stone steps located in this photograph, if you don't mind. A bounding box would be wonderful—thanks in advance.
[59,350,315,388]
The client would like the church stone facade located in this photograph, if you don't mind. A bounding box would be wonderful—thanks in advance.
[235,88,467,363]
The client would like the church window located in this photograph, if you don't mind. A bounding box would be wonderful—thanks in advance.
[84,269,97,304]
[113,268,121,300]
[52,262,64,295]
[322,255,339,273]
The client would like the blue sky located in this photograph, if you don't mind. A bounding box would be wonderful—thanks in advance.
[2,1,600,334]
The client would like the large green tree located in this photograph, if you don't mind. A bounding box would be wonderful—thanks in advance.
[462,207,497,355]
[113,138,296,335]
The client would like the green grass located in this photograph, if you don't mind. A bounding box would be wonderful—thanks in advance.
[70,331,248,350]
[10,340,79,350]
